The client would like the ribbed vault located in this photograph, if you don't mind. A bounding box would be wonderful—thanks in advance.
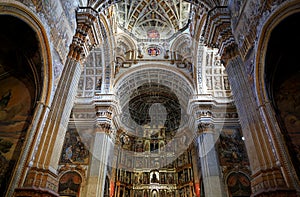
[114,0,191,40]
[88,0,224,12]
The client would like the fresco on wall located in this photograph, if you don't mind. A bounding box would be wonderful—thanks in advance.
[275,73,300,166]
[0,76,32,193]
[60,129,89,164]
[218,129,250,178]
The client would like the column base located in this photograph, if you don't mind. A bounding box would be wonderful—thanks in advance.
[251,168,298,197]
[18,167,59,196]
[14,187,59,197]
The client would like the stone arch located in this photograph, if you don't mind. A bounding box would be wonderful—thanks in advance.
[113,65,195,148]
[99,13,115,52]
[0,0,52,105]
[0,1,53,195]
[115,33,137,69]
[58,171,83,196]
[255,0,300,187]
[88,0,214,12]
[170,33,194,71]
[114,64,195,109]
[99,13,115,93]
[225,171,251,197]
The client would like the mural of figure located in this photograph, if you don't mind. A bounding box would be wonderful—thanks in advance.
[96,78,102,90]
[65,145,73,161]
[151,173,159,183]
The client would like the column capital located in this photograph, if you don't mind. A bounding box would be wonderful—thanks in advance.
[68,7,101,61]
[95,122,112,134]
[203,6,239,67]
[198,122,214,134]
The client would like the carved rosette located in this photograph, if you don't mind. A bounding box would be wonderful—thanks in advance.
[68,8,101,61]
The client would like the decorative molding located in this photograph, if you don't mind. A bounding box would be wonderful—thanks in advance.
[198,122,214,134]
[68,7,101,61]
[203,6,239,67]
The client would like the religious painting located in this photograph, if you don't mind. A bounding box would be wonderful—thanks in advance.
[218,129,249,167]
[275,72,300,167]
[59,171,82,196]
[59,129,89,164]
[0,76,33,194]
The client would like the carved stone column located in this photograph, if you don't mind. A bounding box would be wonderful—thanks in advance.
[225,55,297,196]
[14,8,101,197]
[203,5,298,196]
[197,122,225,197]
[85,105,116,197]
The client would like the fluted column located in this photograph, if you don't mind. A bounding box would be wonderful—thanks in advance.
[85,124,113,196]
[225,55,297,196]
[197,122,225,197]
[85,105,116,197]
[14,8,101,197]
[202,4,298,195]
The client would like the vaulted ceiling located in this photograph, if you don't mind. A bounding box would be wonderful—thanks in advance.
[114,0,191,40]
[88,0,226,11]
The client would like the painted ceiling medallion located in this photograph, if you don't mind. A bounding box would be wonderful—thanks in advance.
[147,46,161,56]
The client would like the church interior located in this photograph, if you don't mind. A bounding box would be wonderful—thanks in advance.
[0,0,299,196]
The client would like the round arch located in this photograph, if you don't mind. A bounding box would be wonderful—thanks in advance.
[58,171,83,196]
[113,64,195,109]
[0,0,52,105]
[113,65,195,143]
[255,1,300,104]
[254,0,300,187]
[0,1,53,195]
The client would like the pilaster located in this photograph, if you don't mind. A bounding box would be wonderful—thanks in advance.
[225,54,297,196]
[85,105,116,197]
[197,122,225,197]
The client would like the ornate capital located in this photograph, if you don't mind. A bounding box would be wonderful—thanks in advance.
[68,7,101,61]
[95,106,113,120]
[95,122,111,134]
[198,122,214,134]
[203,7,239,66]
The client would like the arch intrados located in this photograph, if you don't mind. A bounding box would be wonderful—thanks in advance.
[113,64,195,109]
[0,1,52,105]
[255,2,300,106]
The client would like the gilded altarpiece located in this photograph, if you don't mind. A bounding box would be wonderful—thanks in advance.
[115,126,195,197]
